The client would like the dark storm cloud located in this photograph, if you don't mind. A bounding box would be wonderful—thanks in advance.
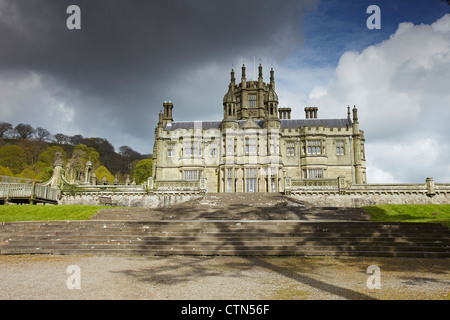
[0,0,317,152]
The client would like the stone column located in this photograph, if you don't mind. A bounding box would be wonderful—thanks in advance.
[426,177,435,197]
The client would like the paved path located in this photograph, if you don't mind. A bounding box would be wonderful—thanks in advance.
[0,255,448,300]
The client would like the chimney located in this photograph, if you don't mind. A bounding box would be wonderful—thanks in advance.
[279,107,291,119]
[304,106,318,119]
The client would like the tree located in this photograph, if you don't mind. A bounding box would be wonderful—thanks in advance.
[0,165,14,177]
[38,146,67,166]
[72,144,100,165]
[119,145,142,162]
[17,140,48,165]
[0,145,27,174]
[95,166,114,184]
[35,127,52,142]
[54,133,70,144]
[133,159,153,185]
[69,134,84,146]
[0,122,13,139]
[18,168,38,180]
[15,123,35,140]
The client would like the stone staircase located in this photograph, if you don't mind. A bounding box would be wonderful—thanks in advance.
[1,219,449,257]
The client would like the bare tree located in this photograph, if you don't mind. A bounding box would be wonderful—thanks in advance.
[35,127,52,142]
[14,123,35,140]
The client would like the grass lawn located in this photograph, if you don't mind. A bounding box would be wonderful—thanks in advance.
[0,205,109,222]
[364,204,450,227]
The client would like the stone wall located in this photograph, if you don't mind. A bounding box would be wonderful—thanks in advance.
[58,178,449,208]
[60,191,202,208]
[287,178,450,207]
[288,193,450,208]
[59,183,204,208]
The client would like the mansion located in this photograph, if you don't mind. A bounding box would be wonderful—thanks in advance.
[152,64,366,193]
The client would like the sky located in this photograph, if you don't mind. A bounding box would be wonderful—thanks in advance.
[0,0,449,183]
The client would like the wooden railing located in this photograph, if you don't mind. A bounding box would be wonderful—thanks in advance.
[0,175,42,184]
[0,183,59,203]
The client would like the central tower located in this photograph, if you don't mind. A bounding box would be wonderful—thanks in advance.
[223,64,278,122]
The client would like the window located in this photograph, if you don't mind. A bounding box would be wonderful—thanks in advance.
[269,167,276,192]
[167,144,175,158]
[307,169,323,179]
[245,138,257,154]
[336,141,344,155]
[184,170,198,180]
[248,94,257,107]
[269,138,279,154]
[210,143,217,157]
[245,168,257,192]
[184,141,201,157]
[227,139,233,155]
[184,142,192,157]
[306,140,322,155]
[227,168,232,192]
[287,142,295,157]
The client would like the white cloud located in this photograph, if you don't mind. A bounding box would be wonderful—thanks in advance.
[305,14,450,183]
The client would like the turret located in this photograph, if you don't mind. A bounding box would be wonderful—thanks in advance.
[264,77,279,119]
[263,70,280,129]
[222,69,238,129]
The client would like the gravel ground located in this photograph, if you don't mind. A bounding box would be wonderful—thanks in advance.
[0,254,448,300]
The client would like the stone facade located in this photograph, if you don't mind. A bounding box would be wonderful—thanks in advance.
[152,64,367,193]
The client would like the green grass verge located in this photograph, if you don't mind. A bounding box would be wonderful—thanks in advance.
[0,205,109,222]
[363,204,450,227]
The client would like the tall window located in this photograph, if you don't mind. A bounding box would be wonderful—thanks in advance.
[227,139,233,155]
[286,141,295,156]
[336,141,344,155]
[306,140,322,155]
[227,168,233,192]
[269,138,279,154]
[245,168,257,192]
[245,138,257,154]
[184,142,192,157]
[248,94,257,107]
[167,144,175,158]
[269,167,276,192]
[210,143,217,157]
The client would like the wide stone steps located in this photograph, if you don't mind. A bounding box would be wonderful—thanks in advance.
[0,220,449,258]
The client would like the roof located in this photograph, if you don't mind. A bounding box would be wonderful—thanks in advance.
[280,119,352,129]
[164,118,352,131]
